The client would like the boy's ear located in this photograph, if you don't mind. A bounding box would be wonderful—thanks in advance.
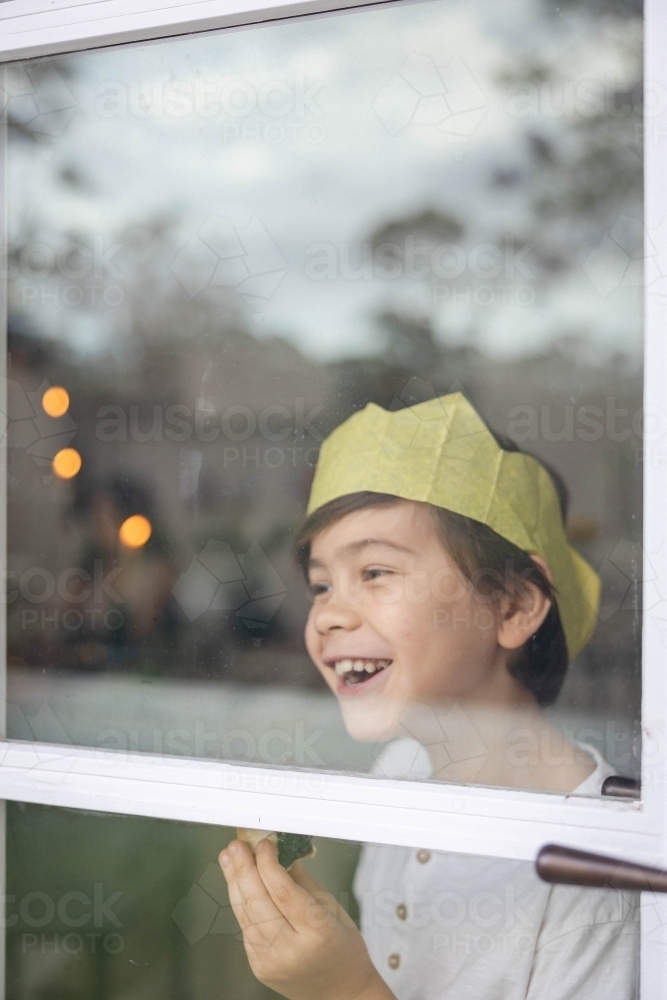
[496,555,553,652]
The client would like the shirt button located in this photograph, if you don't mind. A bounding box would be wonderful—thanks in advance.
[396,903,407,920]
[388,953,400,970]
[416,849,431,864]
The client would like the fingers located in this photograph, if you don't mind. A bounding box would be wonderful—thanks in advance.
[255,839,330,931]
[219,840,293,947]
[290,861,357,927]
[289,860,322,894]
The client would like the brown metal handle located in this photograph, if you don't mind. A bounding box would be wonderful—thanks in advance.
[536,844,667,892]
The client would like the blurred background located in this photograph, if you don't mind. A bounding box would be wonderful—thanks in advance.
[5,0,644,782]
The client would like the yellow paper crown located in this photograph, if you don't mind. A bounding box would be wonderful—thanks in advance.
[307,393,600,661]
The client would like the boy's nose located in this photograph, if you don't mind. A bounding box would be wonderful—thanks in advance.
[312,599,361,634]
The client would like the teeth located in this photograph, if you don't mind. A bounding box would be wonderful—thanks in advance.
[332,658,391,677]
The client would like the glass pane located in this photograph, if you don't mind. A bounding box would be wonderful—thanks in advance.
[6,803,359,1000]
[5,0,643,794]
[7,803,641,998]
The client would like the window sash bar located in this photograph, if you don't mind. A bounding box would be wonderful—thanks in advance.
[641,2,667,994]
[0,0,397,62]
[1,59,8,1000]
[0,740,658,863]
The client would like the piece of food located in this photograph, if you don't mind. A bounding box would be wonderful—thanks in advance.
[237,829,315,870]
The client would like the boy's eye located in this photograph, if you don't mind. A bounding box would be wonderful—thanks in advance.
[363,567,392,581]
[307,581,330,599]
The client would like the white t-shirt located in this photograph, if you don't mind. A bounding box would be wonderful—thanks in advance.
[354,739,639,1000]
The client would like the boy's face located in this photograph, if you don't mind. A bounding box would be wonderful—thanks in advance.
[304,500,505,743]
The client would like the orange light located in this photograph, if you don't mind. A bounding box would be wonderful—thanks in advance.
[52,447,82,479]
[42,386,70,418]
[119,514,152,549]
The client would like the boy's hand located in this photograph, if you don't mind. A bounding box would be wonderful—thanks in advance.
[219,839,395,1000]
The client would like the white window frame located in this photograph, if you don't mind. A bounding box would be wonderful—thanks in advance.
[0,0,666,995]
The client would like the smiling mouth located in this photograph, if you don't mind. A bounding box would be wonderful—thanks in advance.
[328,658,392,687]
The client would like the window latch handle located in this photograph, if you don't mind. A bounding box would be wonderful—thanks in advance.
[536,844,667,892]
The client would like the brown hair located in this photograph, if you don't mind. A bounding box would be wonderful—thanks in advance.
[294,439,570,707]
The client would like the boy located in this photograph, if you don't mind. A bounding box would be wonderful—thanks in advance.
[219,393,638,1000]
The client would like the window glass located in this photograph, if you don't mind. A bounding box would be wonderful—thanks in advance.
[6,803,359,999]
[6,0,643,792]
[7,803,641,999]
